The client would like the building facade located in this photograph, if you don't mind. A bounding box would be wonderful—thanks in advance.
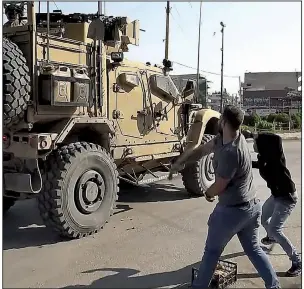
[207,90,237,112]
[171,73,208,106]
[242,72,302,115]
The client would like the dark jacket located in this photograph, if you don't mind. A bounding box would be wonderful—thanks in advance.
[252,132,297,203]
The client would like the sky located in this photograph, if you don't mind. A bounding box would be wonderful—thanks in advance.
[4,1,302,94]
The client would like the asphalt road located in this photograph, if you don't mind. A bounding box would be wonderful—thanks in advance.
[3,140,301,289]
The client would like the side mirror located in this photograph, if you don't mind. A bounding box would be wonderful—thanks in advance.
[182,80,195,98]
[87,18,105,40]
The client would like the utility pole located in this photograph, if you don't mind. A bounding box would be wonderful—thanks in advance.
[165,1,170,60]
[97,1,103,111]
[238,76,242,108]
[220,21,226,113]
[196,1,203,105]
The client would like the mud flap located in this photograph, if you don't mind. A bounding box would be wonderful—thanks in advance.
[4,159,42,194]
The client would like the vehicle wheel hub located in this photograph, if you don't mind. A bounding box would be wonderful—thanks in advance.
[83,181,99,203]
[204,154,215,181]
[76,170,105,214]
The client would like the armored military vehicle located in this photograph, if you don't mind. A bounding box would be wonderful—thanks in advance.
[3,2,220,239]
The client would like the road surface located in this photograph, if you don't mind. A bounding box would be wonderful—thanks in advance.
[3,140,301,288]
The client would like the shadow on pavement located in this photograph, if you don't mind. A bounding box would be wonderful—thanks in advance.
[61,262,201,289]
[237,271,287,279]
[63,251,291,289]
[61,263,297,289]
[118,182,192,203]
[3,200,132,251]
[3,180,189,250]
[3,199,63,250]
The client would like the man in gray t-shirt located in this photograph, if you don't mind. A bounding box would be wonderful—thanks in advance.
[170,105,280,289]
[212,130,256,206]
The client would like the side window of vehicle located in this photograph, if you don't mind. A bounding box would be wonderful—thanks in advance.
[149,74,179,101]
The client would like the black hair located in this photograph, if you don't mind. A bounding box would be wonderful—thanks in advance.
[222,105,244,130]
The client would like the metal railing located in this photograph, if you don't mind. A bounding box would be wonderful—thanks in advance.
[253,121,300,133]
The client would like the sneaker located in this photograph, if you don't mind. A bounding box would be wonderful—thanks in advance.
[286,262,302,277]
[261,236,276,245]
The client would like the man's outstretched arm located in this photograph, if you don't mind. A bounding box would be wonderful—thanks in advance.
[170,136,217,173]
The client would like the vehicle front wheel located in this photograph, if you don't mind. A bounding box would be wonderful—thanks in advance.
[181,134,216,197]
[38,142,119,239]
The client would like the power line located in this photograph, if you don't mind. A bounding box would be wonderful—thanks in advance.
[169,10,187,37]
[52,1,59,10]
[173,61,240,78]
[188,2,200,22]
[172,4,181,18]
[170,3,194,42]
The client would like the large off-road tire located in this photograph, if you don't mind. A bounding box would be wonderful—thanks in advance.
[181,134,216,197]
[3,37,31,128]
[38,142,119,239]
[3,196,16,215]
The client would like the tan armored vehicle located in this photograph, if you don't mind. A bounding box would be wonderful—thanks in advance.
[3,2,220,239]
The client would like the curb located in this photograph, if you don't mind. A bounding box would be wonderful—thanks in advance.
[246,134,301,142]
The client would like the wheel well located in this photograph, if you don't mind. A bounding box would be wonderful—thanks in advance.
[204,117,219,135]
[62,125,111,152]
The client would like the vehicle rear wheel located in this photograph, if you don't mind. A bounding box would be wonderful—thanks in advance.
[181,134,216,197]
[3,196,16,215]
[38,142,119,239]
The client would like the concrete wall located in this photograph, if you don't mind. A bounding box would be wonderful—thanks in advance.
[244,72,301,91]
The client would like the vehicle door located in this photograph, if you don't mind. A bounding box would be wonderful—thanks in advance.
[108,65,145,144]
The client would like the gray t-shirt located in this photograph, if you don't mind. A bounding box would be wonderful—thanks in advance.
[213,133,256,206]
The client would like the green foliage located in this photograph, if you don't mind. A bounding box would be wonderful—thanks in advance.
[275,113,289,124]
[242,111,301,131]
[260,115,268,121]
[266,113,277,123]
[266,113,289,123]
[291,113,301,129]
[256,120,274,131]
[243,113,261,127]
[241,125,252,131]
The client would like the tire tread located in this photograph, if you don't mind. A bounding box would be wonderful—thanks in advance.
[38,142,119,239]
[3,37,30,128]
[181,134,215,197]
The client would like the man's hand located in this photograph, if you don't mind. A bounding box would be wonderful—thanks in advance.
[171,161,185,173]
[168,136,217,181]
[168,161,185,180]
[205,191,216,202]
[205,196,216,202]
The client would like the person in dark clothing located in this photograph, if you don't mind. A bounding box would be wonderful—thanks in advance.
[252,132,301,277]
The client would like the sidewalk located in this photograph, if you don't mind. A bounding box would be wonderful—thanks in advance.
[277,132,301,140]
[246,131,301,142]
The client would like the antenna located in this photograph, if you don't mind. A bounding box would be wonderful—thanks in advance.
[196,1,202,104]
[165,1,170,60]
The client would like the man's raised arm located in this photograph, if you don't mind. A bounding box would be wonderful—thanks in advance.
[169,136,218,175]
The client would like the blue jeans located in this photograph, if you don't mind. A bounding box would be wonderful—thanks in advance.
[261,195,301,264]
[193,199,280,289]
